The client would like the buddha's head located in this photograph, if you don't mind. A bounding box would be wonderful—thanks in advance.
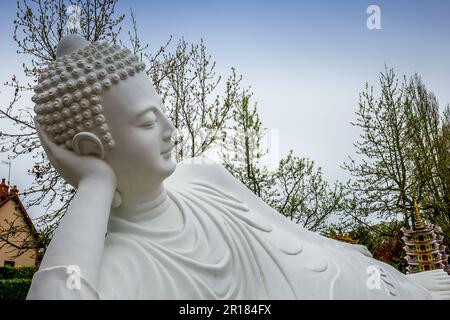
[32,35,176,193]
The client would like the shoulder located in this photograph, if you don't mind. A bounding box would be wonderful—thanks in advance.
[166,156,235,188]
[166,157,287,222]
[166,158,369,256]
[166,156,269,210]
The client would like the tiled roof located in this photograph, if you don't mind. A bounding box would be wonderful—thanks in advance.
[0,179,38,239]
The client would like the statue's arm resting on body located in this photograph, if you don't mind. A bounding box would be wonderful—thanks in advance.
[27,125,116,299]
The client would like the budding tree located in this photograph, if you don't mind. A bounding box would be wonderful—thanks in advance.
[342,67,450,241]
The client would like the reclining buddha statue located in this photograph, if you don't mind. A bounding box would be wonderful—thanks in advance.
[27,35,450,300]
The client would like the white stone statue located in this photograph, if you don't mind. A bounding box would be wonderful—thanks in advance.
[26,35,450,300]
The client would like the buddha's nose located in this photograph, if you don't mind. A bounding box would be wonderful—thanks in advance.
[162,129,176,141]
[161,116,176,141]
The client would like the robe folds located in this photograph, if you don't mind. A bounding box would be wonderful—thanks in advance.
[27,158,448,299]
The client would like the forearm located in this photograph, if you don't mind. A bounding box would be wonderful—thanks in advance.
[37,176,115,288]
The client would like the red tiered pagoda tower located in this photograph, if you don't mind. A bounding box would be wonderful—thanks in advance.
[401,199,450,274]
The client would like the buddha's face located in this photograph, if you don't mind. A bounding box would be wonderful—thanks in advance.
[100,73,176,192]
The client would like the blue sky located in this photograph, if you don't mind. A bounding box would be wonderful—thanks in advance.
[1,0,450,218]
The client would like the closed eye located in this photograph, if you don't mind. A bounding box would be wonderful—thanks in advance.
[141,120,157,128]
[137,109,158,128]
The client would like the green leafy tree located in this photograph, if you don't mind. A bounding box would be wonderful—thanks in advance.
[221,94,272,201]
[221,95,347,232]
[404,77,450,235]
[268,152,347,233]
[341,67,450,264]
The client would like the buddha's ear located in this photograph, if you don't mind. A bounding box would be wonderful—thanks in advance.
[72,132,105,159]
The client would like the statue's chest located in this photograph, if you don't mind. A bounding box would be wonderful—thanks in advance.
[124,187,337,299]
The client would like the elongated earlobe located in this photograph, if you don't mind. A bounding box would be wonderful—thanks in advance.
[72,132,105,159]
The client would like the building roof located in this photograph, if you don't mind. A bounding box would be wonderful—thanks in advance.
[0,178,38,239]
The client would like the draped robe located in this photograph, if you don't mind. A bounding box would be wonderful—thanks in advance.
[27,158,449,299]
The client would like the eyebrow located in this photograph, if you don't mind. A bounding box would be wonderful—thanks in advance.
[134,106,158,120]
[133,100,168,121]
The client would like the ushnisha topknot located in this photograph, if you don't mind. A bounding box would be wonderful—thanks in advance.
[32,35,146,150]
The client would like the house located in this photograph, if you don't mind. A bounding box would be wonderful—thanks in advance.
[0,178,38,267]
